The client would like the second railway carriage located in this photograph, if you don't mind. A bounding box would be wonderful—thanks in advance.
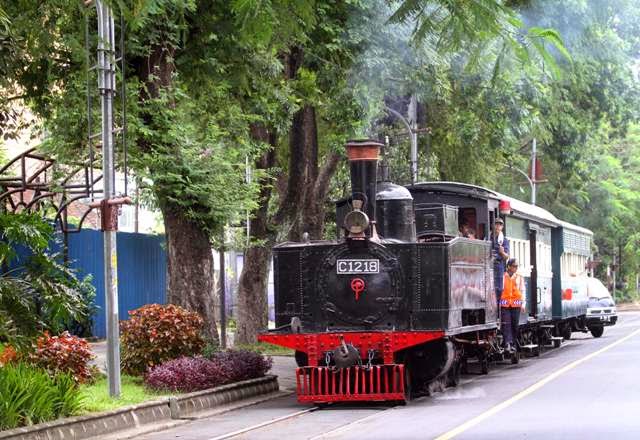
[555,221,593,338]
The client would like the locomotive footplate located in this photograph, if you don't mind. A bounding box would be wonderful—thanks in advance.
[296,364,406,403]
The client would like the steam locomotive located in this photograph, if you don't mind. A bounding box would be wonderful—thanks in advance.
[259,139,597,403]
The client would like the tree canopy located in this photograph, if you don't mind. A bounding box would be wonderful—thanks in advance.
[1,0,639,343]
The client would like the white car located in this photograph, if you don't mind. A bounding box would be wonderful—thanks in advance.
[585,277,617,338]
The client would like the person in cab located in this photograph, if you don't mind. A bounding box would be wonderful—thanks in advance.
[501,258,525,353]
[492,218,510,306]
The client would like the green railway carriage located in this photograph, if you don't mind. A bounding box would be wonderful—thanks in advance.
[553,221,593,334]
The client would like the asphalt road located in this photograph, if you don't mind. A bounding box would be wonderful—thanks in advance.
[134,311,640,440]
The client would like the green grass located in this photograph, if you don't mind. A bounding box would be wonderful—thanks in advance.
[78,375,174,413]
[234,342,294,356]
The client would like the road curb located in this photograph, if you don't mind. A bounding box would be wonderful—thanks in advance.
[0,375,279,440]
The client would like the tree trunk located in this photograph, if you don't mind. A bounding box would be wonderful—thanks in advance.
[134,42,219,343]
[235,46,345,342]
[236,125,277,344]
[161,201,219,344]
[302,150,341,239]
[275,104,318,241]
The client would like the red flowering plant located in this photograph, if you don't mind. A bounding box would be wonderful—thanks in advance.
[28,331,95,383]
[0,344,18,366]
[120,304,206,376]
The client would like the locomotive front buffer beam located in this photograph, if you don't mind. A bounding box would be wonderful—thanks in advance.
[259,331,445,403]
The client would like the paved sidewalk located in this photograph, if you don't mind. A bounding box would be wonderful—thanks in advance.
[617,302,640,311]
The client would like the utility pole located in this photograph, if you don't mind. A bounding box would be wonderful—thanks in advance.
[612,250,617,300]
[408,94,418,184]
[531,138,537,205]
[219,240,227,349]
[93,0,131,397]
[385,102,419,185]
[508,137,545,205]
[245,156,251,247]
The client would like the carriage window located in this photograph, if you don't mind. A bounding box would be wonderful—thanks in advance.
[561,252,587,277]
[458,207,477,238]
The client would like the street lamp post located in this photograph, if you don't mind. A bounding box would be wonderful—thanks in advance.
[531,138,537,205]
[384,100,418,185]
[506,138,542,206]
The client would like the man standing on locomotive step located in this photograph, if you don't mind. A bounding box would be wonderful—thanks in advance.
[492,218,510,306]
[501,258,525,353]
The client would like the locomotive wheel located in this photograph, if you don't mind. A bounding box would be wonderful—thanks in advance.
[478,353,489,374]
[590,326,604,338]
[460,357,469,375]
[553,338,562,349]
[562,326,572,340]
[510,351,520,365]
[446,361,461,388]
[402,363,413,403]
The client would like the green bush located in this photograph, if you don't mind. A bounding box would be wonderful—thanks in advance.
[0,212,96,349]
[0,363,84,430]
[120,304,205,376]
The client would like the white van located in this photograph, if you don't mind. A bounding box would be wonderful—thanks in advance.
[585,277,618,337]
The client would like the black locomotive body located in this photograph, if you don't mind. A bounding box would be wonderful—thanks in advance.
[260,139,599,403]
[273,235,495,334]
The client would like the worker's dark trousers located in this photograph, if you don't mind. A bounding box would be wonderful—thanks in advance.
[501,307,520,346]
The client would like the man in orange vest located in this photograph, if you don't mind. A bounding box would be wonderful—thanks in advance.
[501,258,525,353]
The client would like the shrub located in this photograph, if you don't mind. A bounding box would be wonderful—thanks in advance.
[0,344,18,366]
[144,356,230,392]
[201,341,219,359]
[0,363,84,430]
[212,349,273,382]
[0,212,96,349]
[52,373,85,416]
[28,332,95,384]
[120,304,205,376]
[145,349,272,393]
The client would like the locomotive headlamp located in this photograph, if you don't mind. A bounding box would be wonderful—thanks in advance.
[344,209,370,234]
[499,200,512,215]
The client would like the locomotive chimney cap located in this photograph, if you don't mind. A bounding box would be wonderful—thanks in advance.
[346,139,383,161]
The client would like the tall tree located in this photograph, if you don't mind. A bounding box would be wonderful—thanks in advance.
[0,0,304,342]
[232,0,568,342]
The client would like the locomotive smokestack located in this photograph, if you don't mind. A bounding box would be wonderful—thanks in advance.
[345,139,382,237]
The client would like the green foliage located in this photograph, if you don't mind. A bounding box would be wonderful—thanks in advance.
[0,363,83,430]
[3,0,640,318]
[78,374,171,413]
[120,304,206,376]
[234,342,294,356]
[495,1,640,289]
[51,373,85,417]
[0,212,95,348]
[129,86,263,238]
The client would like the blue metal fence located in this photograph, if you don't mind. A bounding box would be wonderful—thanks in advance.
[65,230,167,338]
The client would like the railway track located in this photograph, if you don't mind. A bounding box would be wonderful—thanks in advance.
[136,315,640,440]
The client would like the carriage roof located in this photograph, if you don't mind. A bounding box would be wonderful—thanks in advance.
[410,181,592,235]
